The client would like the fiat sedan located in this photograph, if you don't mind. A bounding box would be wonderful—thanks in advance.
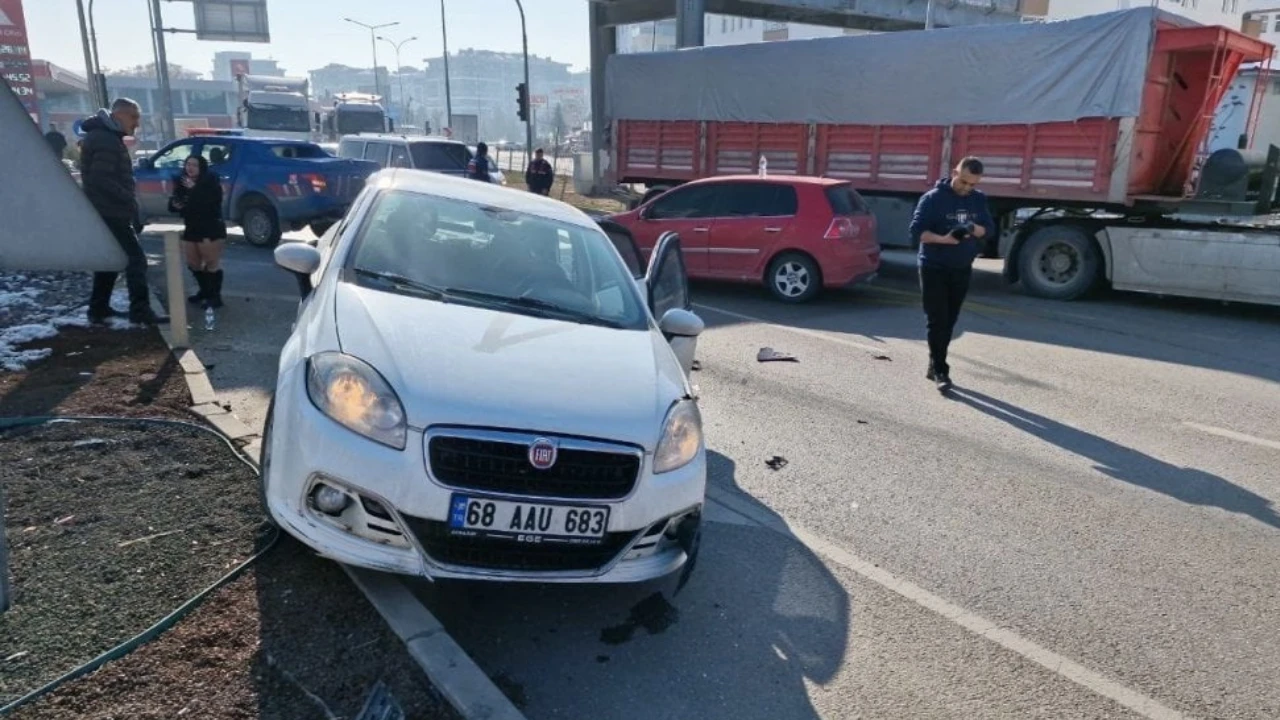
[263,168,707,586]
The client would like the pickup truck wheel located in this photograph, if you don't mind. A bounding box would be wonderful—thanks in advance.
[308,220,335,238]
[242,201,282,248]
[766,252,822,303]
[1018,224,1099,300]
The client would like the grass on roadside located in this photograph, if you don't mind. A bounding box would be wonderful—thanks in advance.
[501,170,628,215]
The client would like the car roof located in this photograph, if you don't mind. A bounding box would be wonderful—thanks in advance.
[371,168,600,230]
[687,174,848,187]
[341,133,464,146]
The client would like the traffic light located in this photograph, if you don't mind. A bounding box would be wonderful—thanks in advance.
[516,82,529,122]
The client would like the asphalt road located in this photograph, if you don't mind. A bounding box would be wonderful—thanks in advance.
[141,230,1280,719]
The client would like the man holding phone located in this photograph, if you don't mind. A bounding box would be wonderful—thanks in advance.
[908,157,997,392]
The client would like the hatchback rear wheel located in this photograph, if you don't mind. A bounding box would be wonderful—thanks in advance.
[766,252,822,303]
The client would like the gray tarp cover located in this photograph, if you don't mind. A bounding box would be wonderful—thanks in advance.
[605,8,1195,127]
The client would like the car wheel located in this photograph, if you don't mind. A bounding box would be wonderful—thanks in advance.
[258,397,278,528]
[1017,224,1099,301]
[766,252,822,303]
[242,200,282,248]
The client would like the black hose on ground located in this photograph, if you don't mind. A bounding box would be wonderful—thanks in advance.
[0,415,279,717]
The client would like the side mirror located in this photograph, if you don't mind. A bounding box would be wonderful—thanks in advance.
[658,308,704,338]
[274,241,322,276]
[638,204,651,220]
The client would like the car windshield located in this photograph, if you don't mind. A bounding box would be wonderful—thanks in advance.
[346,190,650,330]
[337,110,385,134]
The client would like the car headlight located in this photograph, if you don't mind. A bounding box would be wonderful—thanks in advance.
[653,399,703,474]
[306,352,407,450]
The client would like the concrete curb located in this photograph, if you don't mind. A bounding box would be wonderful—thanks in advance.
[147,286,525,720]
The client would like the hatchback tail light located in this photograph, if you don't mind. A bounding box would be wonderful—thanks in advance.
[824,216,859,240]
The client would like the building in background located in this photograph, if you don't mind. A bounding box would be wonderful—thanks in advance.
[1045,0,1242,26]
[212,51,286,81]
[0,0,40,124]
[309,63,390,102]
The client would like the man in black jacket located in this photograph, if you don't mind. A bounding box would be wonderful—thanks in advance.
[908,156,995,393]
[525,148,554,196]
[79,98,166,325]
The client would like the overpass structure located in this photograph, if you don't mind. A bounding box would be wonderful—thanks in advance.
[586,0,1035,190]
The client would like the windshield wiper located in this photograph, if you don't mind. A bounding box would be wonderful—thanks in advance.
[440,288,623,327]
[351,268,447,299]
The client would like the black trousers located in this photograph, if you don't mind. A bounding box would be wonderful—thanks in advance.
[919,265,972,376]
[90,217,150,314]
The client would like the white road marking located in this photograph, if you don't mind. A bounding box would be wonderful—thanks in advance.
[706,488,1189,720]
[1182,422,1280,452]
[693,302,892,355]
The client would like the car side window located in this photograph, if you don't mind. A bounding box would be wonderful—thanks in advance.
[201,143,234,167]
[363,142,390,167]
[648,186,720,220]
[389,145,411,168]
[721,183,798,217]
[338,139,364,158]
[152,142,195,171]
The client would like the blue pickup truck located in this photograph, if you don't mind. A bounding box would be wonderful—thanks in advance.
[135,136,379,247]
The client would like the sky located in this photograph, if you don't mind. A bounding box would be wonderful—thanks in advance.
[23,0,595,77]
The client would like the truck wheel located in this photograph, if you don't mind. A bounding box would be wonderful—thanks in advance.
[309,220,335,238]
[242,200,282,248]
[766,252,822,303]
[1017,224,1099,300]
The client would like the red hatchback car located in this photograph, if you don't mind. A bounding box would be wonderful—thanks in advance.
[608,175,880,302]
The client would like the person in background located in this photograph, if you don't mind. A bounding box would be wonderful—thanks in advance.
[908,156,995,393]
[79,98,167,326]
[525,148,554,196]
[169,155,227,309]
[44,123,68,159]
[466,142,494,183]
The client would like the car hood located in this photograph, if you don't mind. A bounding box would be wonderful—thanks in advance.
[333,283,689,449]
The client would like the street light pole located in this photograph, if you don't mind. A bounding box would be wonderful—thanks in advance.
[74,0,99,108]
[344,18,399,103]
[925,0,936,29]
[440,0,453,131]
[379,35,418,129]
[514,0,532,155]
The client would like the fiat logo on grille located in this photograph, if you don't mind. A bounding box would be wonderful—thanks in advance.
[528,438,559,470]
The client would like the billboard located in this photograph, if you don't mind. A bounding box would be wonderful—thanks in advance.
[194,0,270,43]
[0,0,38,124]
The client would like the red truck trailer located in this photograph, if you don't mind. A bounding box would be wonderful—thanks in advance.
[604,8,1280,306]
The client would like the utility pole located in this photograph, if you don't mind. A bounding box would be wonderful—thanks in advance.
[345,18,399,103]
[440,0,453,130]
[74,0,100,109]
[148,0,176,141]
[925,0,936,29]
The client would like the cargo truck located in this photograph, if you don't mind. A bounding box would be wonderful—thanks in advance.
[236,74,314,142]
[603,8,1280,306]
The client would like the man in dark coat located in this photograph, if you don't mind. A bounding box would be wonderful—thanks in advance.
[79,98,167,325]
[466,142,494,183]
[525,148,554,196]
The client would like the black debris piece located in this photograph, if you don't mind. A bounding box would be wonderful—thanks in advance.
[757,347,798,363]
[691,359,702,371]
[765,455,788,471]
[872,354,892,361]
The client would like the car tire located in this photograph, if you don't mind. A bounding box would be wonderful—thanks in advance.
[1017,223,1099,301]
[309,220,335,238]
[766,252,822,303]
[258,396,279,528]
[242,199,282,248]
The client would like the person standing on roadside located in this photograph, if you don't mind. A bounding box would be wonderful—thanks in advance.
[44,123,68,159]
[525,148,554,196]
[169,155,227,310]
[466,142,494,183]
[79,98,168,326]
[908,156,995,392]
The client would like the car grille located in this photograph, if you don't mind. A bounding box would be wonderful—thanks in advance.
[427,435,641,500]
[403,516,637,573]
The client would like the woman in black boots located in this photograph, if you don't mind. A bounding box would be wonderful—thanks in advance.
[169,154,227,309]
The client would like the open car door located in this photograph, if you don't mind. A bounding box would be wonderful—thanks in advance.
[644,231,703,378]
[595,218,645,281]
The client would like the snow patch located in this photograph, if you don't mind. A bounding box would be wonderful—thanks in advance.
[1,277,134,372]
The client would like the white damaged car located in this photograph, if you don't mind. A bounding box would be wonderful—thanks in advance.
[264,168,707,586]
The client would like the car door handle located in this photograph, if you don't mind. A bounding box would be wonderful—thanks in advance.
[693,227,710,233]
[764,227,782,233]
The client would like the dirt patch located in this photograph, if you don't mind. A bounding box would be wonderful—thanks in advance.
[0,420,265,705]
[0,326,190,420]
[502,170,628,215]
[8,539,457,720]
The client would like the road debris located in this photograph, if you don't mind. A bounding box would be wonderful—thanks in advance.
[872,354,892,361]
[765,455,789,471]
[117,528,186,548]
[757,347,798,363]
